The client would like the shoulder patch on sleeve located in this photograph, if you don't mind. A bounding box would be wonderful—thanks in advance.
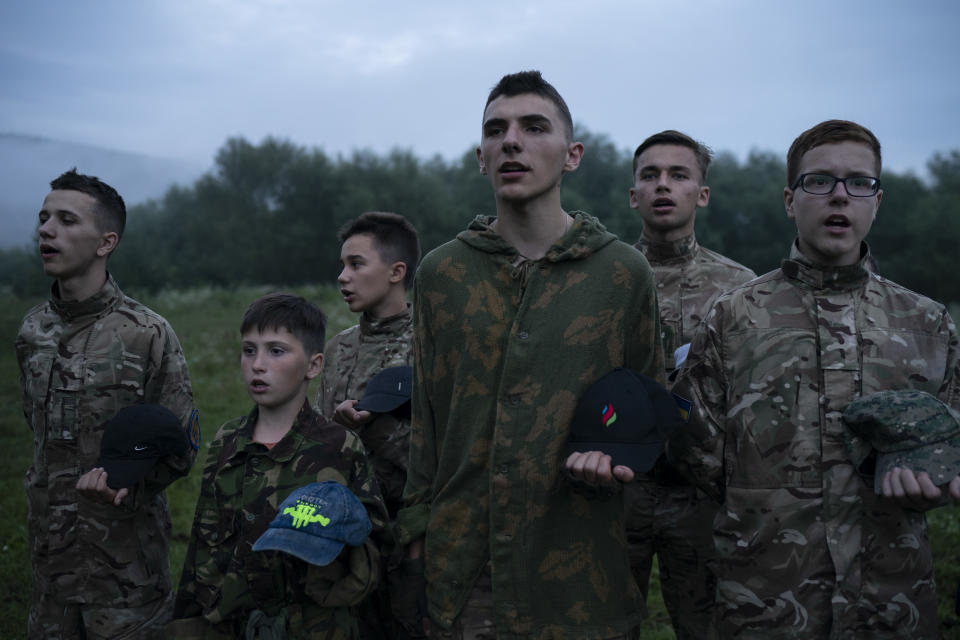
[672,394,692,423]
[188,409,201,449]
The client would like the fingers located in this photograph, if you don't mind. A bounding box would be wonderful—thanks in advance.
[564,451,618,488]
[882,467,943,511]
[333,400,373,428]
[113,487,129,507]
[612,464,635,484]
[75,467,123,504]
[949,475,960,501]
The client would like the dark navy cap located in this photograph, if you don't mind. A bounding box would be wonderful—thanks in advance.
[563,368,679,473]
[97,404,190,489]
[355,365,412,414]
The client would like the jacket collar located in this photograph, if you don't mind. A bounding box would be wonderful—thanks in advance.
[781,240,871,292]
[637,232,697,263]
[49,273,121,323]
[456,211,618,263]
[360,304,412,338]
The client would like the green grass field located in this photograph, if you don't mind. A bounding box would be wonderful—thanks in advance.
[1,286,957,639]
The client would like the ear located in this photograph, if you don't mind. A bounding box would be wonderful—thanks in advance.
[628,186,639,209]
[306,352,323,380]
[96,231,119,258]
[563,141,584,174]
[697,185,710,208]
[873,189,883,220]
[476,146,487,175]
[389,261,407,285]
[784,186,796,220]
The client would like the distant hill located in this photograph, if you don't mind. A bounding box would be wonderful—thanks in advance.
[0,133,206,249]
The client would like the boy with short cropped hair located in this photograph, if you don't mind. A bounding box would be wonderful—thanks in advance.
[668,120,960,638]
[17,168,196,639]
[316,211,419,516]
[315,211,419,638]
[171,293,389,639]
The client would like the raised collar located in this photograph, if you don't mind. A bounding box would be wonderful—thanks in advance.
[636,232,697,264]
[456,211,617,263]
[780,240,871,292]
[239,400,318,462]
[359,304,412,338]
[49,273,122,323]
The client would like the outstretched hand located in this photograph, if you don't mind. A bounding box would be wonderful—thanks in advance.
[76,467,129,507]
[881,467,960,511]
[564,450,634,490]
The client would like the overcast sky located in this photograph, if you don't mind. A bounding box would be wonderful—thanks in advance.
[2,0,958,178]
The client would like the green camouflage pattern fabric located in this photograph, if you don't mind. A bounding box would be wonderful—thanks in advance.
[15,275,195,620]
[843,389,960,493]
[399,212,665,639]
[629,232,755,638]
[172,401,390,639]
[636,233,756,373]
[667,242,959,639]
[316,305,413,515]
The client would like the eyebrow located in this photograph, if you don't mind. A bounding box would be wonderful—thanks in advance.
[482,113,553,130]
[638,164,693,174]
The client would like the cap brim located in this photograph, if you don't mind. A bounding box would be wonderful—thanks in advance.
[562,440,665,474]
[252,527,345,567]
[97,457,158,489]
[355,395,410,414]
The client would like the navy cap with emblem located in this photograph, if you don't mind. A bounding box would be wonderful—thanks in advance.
[97,404,190,489]
[563,368,680,473]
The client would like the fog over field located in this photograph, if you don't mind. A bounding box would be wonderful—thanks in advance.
[0,133,204,249]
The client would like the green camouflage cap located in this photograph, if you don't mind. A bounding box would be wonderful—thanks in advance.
[843,390,960,494]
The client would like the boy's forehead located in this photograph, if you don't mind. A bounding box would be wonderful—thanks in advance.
[482,92,561,123]
[798,141,879,174]
[636,144,699,170]
[241,325,300,343]
[42,188,98,215]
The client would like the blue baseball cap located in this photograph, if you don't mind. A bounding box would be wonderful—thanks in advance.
[252,481,372,566]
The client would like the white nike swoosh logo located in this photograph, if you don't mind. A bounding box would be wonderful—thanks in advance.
[134,445,148,451]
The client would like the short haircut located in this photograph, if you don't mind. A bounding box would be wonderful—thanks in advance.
[632,130,714,182]
[338,211,421,290]
[49,168,127,238]
[240,293,327,356]
[485,70,574,141]
[787,120,882,187]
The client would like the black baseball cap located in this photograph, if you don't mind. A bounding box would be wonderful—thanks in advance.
[563,368,679,473]
[97,404,190,489]
[355,365,412,414]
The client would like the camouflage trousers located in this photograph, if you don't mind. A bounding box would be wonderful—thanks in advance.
[625,476,718,640]
[425,564,638,640]
[29,589,173,640]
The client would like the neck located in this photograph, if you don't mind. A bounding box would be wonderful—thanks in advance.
[57,268,108,302]
[253,393,305,443]
[493,194,571,260]
[642,222,695,244]
[366,291,408,322]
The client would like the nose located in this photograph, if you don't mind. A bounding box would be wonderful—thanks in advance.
[337,267,349,284]
[38,217,54,238]
[830,179,850,199]
[501,124,521,151]
[656,171,670,190]
[251,350,267,372]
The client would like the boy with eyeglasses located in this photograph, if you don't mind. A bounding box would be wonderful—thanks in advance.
[667,119,960,638]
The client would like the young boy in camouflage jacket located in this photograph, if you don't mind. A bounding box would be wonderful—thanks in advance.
[170,293,389,639]
[17,169,197,639]
[314,211,420,638]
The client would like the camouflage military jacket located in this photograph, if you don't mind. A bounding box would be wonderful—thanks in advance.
[15,275,195,607]
[399,212,664,639]
[315,306,413,514]
[636,232,755,374]
[173,402,390,635]
[668,242,959,639]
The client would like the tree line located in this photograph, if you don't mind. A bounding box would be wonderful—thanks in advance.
[2,129,959,305]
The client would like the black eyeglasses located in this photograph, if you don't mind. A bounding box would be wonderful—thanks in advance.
[792,173,881,197]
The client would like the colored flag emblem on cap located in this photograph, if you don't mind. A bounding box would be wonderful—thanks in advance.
[601,404,617,428]
[284,499,332,528]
